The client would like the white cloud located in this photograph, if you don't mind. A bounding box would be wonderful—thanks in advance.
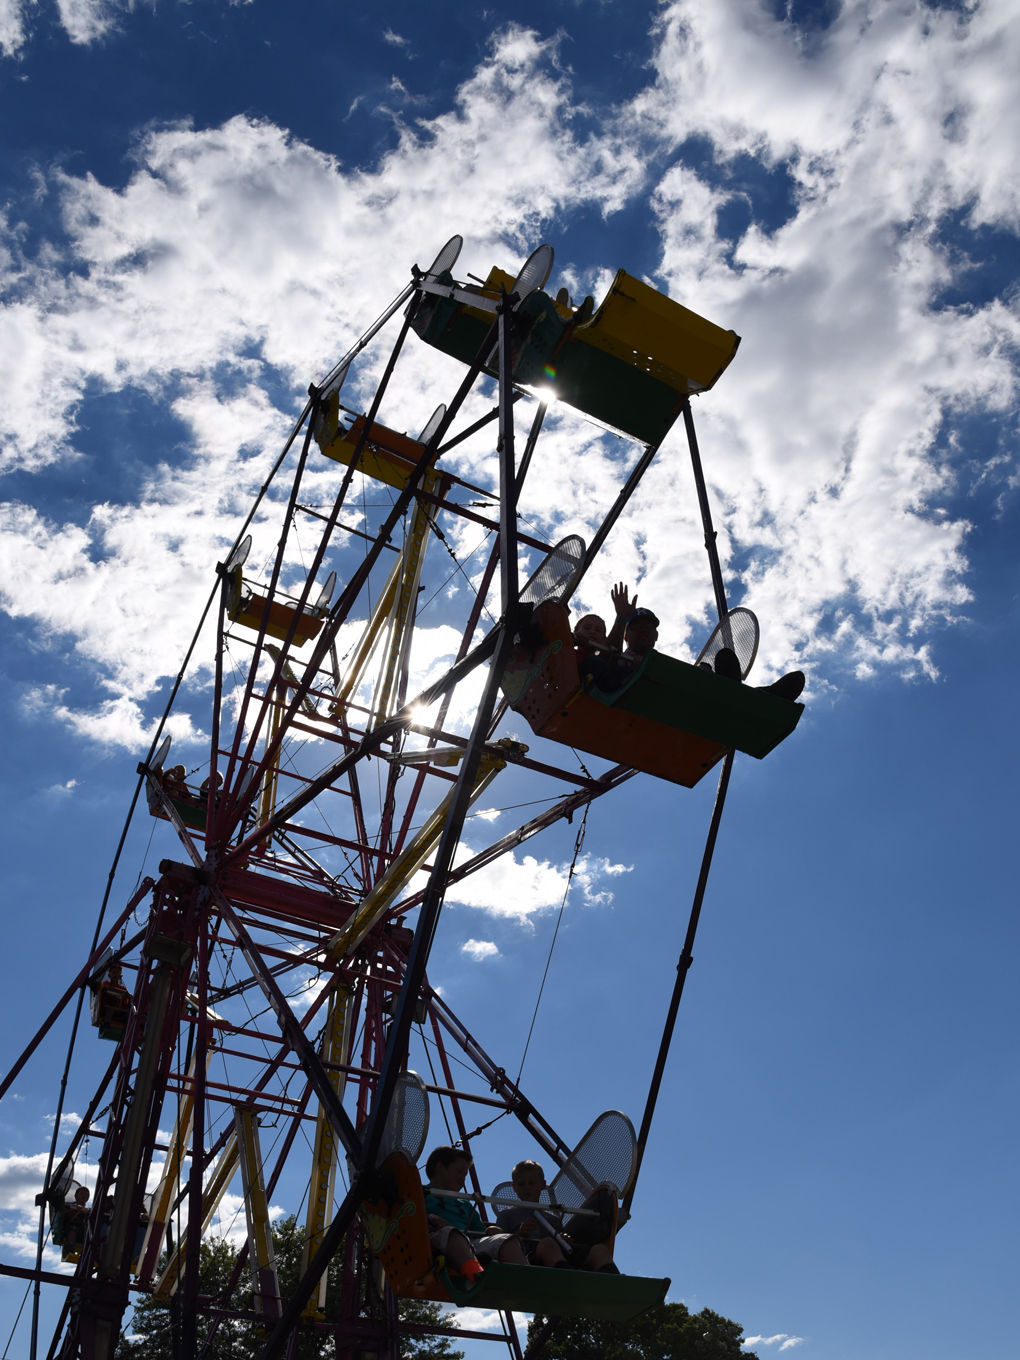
[0,1147,90,1268]
[0,10,1017,750]
[23,688,149,750]
[0,27,644,740]
[445,849,631,924]
[450,1306,501,1332]
[54,0,123,45]
[468,807,504,823]
[743,1334,805,1351]
[623,0,1020,680]
[571,855,633,907]
[0,28,627,470]
[641,0,1020,229]
[0,0,128,56]
[461,939,499,961]
[20,683,204,753]
[0,0,29,57]
[42,1111,84,1135]
[0,1222,67,1268]
[207,1190,285,1248]
[0,1150,55,1214]
[287,967,330,1016]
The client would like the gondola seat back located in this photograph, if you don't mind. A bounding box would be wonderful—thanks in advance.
[360,1152,435,1295]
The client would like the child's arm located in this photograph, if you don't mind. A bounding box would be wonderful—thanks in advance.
[607,582,635,651]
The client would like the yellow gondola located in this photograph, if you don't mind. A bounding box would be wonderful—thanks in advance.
[225,565,325,646]
[411,262,740,444]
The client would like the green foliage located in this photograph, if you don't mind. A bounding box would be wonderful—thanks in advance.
[526,1302,759,1360]
[114,1235,249,1360]
[115,1216,462,1359]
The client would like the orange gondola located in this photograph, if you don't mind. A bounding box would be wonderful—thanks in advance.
[502,601,803,786]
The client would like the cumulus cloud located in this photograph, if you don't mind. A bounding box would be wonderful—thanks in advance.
[1,26,630,457]
[0,9,1016,752]
[624,0,1019,679]
[468,807,504,824]
[0,0,30,57]
[0,1150,82,1268]
[743,1335,804,1351]
[0,28,645,742]
[450,1306,501,1333]
[20,683,204,753]
[55,0,123,45]
[207,1190,285,1249]
[0,1150,57,1215]
[445,850,631,924]
[461,938,499,961]
[0,1221,67,1268]
[42,1111,84,1135]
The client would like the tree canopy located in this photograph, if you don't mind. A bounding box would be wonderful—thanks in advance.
[114,1216,462,1359]
[526,1302,759,1360]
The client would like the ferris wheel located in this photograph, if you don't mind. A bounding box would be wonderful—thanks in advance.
[0,234,803,1360]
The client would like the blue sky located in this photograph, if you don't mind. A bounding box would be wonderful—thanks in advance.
[0,2,1017,1358]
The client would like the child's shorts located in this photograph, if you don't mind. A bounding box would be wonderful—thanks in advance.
[429,1225,518,1261]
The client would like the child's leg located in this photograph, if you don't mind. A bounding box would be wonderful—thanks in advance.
[583,1242,619,1272]
[496,1235,528,1265]
[533,1237,566,1267]
[431,1227,483,1280]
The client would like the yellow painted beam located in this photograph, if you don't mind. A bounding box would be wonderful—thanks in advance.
[301,983,353,1318]
[373,470,441,722]
[151,1134,239,1298]
[235,1108,282,1321]
[327,744,510,962]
